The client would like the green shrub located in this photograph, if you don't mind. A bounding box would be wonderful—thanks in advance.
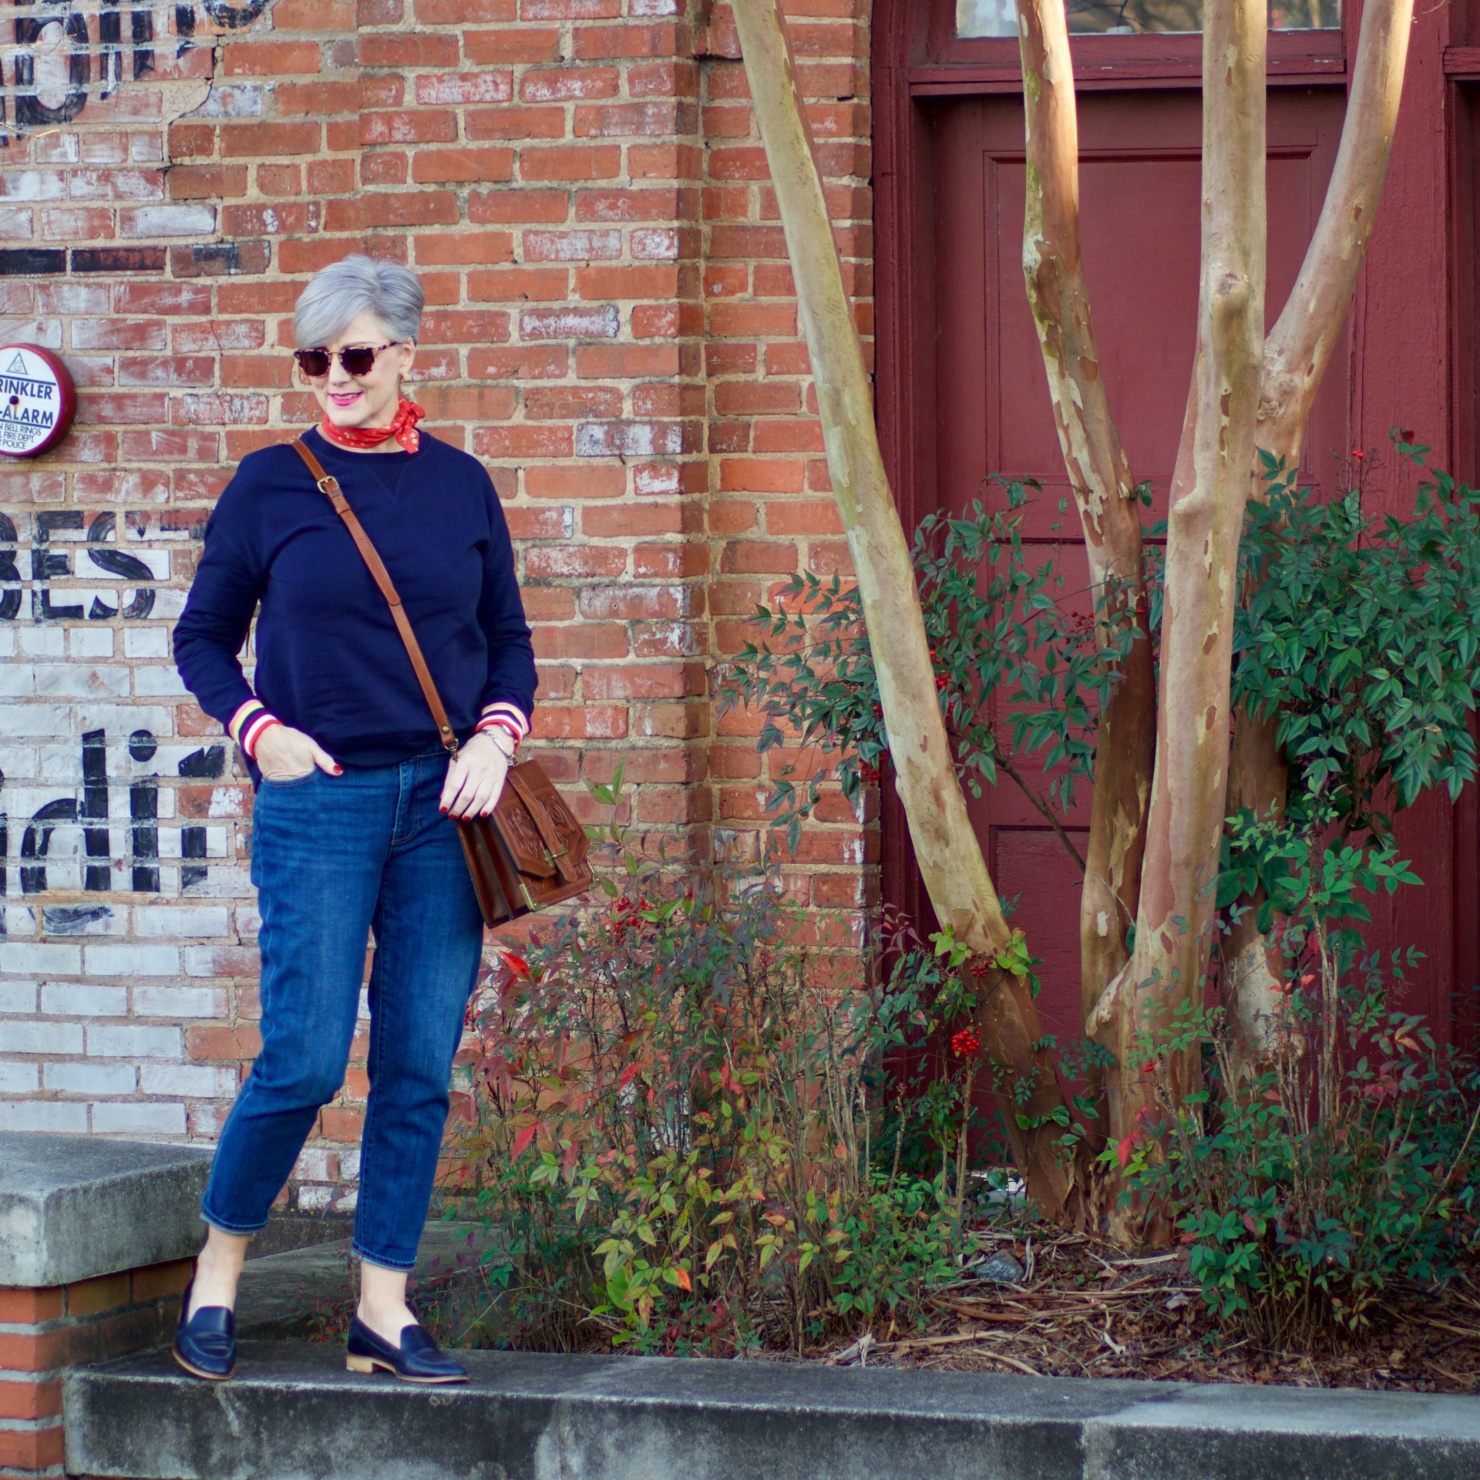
[445,793,984,1355]
[1122,958,1480,1347]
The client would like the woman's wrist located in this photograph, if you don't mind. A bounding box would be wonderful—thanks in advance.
[471,727,516,762]
[229,699,282,761]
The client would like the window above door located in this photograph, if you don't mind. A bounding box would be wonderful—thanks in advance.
[955,0,1339,36]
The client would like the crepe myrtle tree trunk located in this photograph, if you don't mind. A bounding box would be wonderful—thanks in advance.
[1015,0,1157,1210]
[1086,0,1269,1240]
[1223,0,1417,1066]
[730,0,1091,1223]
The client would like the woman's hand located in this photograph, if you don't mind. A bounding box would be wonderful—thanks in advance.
[255,724,341,781]
[441,731,510,819]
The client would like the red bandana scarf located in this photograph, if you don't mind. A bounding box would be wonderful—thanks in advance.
[319,395,425,453]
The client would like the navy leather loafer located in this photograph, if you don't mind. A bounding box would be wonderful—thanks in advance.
[346,1315,468,1384]
[171,1278,236,1382]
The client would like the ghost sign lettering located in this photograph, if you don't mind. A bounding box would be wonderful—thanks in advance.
[0,345,75,458]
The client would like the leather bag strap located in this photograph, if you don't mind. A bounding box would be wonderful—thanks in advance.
[290,436,460,755]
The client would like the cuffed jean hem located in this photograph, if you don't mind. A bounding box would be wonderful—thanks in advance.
[201,1203,270,1237]
[352,1241,417,1273]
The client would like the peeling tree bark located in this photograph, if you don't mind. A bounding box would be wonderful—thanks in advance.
[731,0,1086,1221]
[1088,0,1268,1237]
[1015,0,1157,1110]
[1224,0,1416,1064]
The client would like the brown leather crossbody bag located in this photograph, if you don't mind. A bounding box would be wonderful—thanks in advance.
[289,436,591,927]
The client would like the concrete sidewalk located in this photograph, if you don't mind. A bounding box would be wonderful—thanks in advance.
[67,1340,1480,1480]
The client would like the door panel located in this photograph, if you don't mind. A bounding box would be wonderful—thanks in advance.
[931,88,1347,1037]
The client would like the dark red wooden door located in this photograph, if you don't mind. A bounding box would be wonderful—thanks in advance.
[930,89,1354,1045]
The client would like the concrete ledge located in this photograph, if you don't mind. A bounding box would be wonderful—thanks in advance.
[66,1342,1480,1480]
[0,1132,210,1287]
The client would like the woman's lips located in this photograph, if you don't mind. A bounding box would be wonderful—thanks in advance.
[329,391,361,406]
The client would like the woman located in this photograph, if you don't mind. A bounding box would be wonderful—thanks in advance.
[172,255,535,1384]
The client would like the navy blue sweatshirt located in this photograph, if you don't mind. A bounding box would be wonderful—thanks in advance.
[174,427,537,770]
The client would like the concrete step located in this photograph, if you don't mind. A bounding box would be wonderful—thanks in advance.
[65,1340,1480,1480]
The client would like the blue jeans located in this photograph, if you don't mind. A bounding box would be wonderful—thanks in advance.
[202,750,484,1270]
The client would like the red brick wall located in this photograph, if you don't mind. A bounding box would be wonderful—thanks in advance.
[0,0,876,1208]
[0,1258,192,1476]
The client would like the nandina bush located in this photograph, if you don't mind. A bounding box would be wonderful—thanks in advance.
[445,790,988,1355]
[1123,962,1480,1348]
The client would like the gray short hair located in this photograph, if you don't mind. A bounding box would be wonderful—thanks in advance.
[292,255,424,349]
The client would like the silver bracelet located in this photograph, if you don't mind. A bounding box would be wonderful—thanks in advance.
[481,728,517,762]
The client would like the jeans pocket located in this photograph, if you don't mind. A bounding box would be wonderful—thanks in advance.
[261,768,317,788]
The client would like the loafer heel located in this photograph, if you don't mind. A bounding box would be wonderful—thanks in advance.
[345,1354,378,1374]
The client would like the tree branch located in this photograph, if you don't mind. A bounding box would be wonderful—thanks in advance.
[731,0,1085,1222]
[1015,0,1157,1037]
[1116,0,1268,1230]
[1226,0,1415,1064]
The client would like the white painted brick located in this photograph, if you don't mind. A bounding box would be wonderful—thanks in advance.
[86,1024,182,1059]
[0,942,83,975]
[150,590,187,621]
[133,906,230,939]
[0,1061,39,1094]
[69,628,116,658]
[1,1021,84,1055]
[0,207,34,238]
[140,1063,235,1098]
[339,1150,361,1180]
[40,982,129,1016]
[0,982,39,1014]
[295,1148,335,1181]
[124,627,170,658]
[0,1100,88,1133]
[32,665,132,699]
[121,205,216,237]
[84,944,180,977]
[133,666,189,698]
[0,668,33,697]
[74,703,175,735]
[17,628,67,658]
[197,82,266,117]
[2,171,66,201]
[0,702,70,735]
[207,787,244,818]
[93,1101,186,1135]
[0,907,36,939]
[296,1184,333,1210]
[132,985,220,1019]
[0,318,61,349]
[45,1061,136,1095]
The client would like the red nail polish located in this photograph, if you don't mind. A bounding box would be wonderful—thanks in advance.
[333,766,343,775]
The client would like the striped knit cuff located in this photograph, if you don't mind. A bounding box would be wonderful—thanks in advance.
[229,699,280,761]
[475,701,529,753]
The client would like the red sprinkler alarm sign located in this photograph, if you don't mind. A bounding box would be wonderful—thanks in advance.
[0,344,76,458]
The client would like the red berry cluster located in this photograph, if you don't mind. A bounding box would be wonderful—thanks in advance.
[950,1028,982,1058]
[611,895,654,941]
